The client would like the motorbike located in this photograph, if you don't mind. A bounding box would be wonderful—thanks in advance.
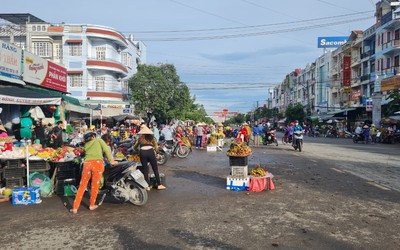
[352,133,364,143]
[116,137,167,165]
[292,131,304,152]
[282,131,292,145]
[325,129,338,138]
[262,130,278,146]
[158,135,190,159]
[83,161,149,206]
[344,130,353,139]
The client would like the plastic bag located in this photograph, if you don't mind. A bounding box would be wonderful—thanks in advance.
[249,177,267,192]
[29,172,52,197]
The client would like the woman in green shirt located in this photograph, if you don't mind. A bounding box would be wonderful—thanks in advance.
[70,132,117,214]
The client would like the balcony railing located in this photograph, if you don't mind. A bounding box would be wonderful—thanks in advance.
[360,74,370,82]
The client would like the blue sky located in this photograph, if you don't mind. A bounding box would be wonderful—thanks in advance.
[2,0,378,114]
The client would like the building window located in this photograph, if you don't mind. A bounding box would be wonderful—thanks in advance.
[387,57,391,69]
[122,80,129,93]
[33,42,52,57]
[96,47,106,60]
[95,77,105,91]
[69,43,82,56]
[54,43,62,60]
[122,52,133,68]
[68,74,82,87]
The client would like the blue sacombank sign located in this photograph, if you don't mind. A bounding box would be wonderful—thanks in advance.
[318,37,348,48]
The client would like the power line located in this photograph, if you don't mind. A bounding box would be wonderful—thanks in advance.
[137,16,373,41]
[239,0,346,35]
[124,11,373,34]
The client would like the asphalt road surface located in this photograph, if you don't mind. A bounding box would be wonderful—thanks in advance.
[1,134,400,250]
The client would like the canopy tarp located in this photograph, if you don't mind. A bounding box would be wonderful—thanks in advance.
[0,85,61,105]
[327,108,356,115]
[112,115,139,122]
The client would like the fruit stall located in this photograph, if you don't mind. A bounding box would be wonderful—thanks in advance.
[226,139,275,192]
[0,141,83,204]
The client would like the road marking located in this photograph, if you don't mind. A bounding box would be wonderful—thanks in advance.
[366,181,391,191]
[331,168,345,174]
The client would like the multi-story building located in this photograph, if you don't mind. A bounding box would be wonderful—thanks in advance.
[315,50,331,113]
[361,24,376,99]
[0,13,146,116]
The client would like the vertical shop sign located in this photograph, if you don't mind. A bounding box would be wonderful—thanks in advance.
[343,55,351,87]
[0,39,23,79]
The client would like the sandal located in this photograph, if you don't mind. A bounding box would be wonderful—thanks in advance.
[89,205,99,211]
[156,185,166,190]
[70,209,78,214]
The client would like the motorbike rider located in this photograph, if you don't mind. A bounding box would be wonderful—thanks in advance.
[287,122,295,143]
[161,124,173,147]
[292,120,303,146]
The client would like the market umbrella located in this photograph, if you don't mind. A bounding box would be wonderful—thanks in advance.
[112,115,139,122]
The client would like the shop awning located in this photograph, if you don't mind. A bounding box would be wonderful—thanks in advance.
[25,85,91,114]
[327,108,356,115]
[0,75,25,86]
[0,85,61,105]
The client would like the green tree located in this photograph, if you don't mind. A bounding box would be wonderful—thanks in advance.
[128,64,211,124]
[384,89,400,116]
[285,103,305,123]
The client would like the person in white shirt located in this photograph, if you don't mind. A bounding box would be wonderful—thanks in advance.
[355,124,362,135]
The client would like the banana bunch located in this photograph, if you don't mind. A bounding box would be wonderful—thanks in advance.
[37,151,50,158]
[115,152,125,159]
[128,154,140,161]
[208,136,218,145]
[251,164,266,177]
[227,140,252,156]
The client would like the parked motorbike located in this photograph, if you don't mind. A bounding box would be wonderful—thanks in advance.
[325,129,338,138]
[84,161,148,206]
[352,133,364,143]
[292,131,304,152]
[116,137,167,165]
[262,130,278,146]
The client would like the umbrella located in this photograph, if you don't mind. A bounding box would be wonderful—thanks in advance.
[112,115,139,122]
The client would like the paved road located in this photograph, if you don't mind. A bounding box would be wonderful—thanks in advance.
[1,136,399,250]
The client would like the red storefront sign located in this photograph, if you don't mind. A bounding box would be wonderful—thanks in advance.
[343,55,351,87]
[23,51,67,92]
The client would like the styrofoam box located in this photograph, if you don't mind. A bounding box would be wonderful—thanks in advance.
[207,146,217,152]
[217,139,224,147]
[226,175,250,191]
[231,166,248,178]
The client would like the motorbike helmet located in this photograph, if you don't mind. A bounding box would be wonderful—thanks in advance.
[84,131,96,142]
[290,122,295,126]
[295,120,299,123]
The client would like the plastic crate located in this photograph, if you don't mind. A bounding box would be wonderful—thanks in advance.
[6,159,22,168]
[3,167,26,179]
[5,177,24,188]
[228,156,248,166]
[51,161,76,172]
[56,169,77,180]
[27,160,49,171]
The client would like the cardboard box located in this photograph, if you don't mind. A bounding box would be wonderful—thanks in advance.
[231,166,248,179]
[12,187,42,205]
[226,176,250,191]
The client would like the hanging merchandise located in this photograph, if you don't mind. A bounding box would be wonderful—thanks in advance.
[29,106,45,121]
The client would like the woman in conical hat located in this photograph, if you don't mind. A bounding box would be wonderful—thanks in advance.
[134,126,166,190]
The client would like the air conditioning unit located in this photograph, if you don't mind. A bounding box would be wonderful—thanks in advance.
[117,47,122,52]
